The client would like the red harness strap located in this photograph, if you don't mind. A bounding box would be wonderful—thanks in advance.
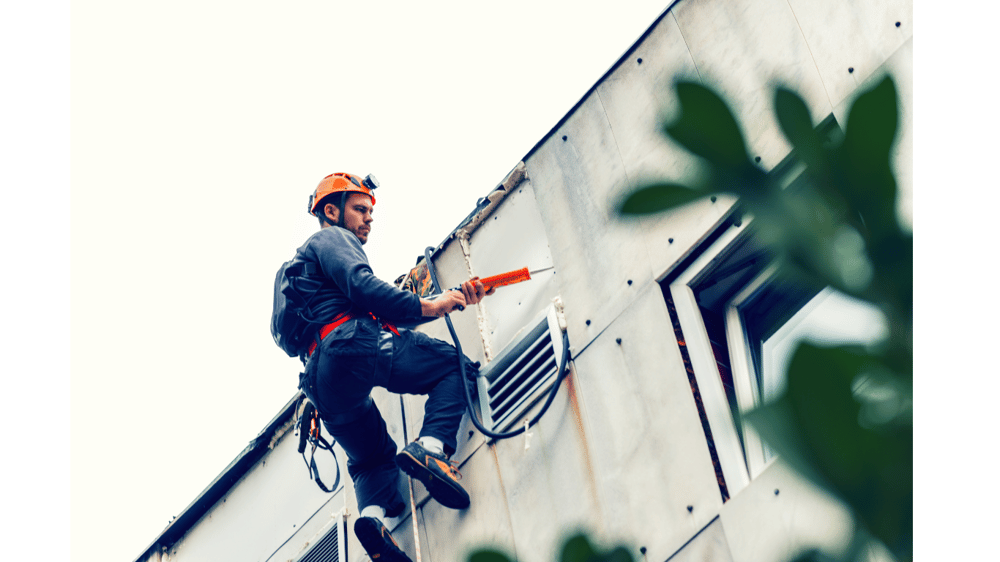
[307,312,399,357]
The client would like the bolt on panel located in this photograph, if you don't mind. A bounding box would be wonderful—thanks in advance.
[719,459,855,562]
[526,92,656,354]
[831,37,912,232]
[672,0,834,168]
[569,284,725,558]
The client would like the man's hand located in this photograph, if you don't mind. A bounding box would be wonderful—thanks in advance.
[460,279,495,306]
[420,290,467,317]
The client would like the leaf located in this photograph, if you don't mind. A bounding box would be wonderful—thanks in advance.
[618,183,705,215]
[835,77,900,235]
[468,549,513,562]
[774,88,828,176]
[561,534,597,562]
[665,81,749,169]
[750,343,912,557]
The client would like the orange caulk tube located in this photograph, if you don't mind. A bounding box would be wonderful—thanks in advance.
[447,266,554,294]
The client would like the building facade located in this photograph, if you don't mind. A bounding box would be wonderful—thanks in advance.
[135,1,912,560]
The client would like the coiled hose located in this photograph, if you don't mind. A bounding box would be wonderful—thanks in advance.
[423,247,570,440]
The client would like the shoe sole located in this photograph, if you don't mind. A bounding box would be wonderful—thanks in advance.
[396,450,471,510]
[355,518,411,562]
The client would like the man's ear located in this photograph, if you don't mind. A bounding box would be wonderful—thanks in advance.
[323,203,339,225]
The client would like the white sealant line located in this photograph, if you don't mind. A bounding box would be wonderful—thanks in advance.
[459,232,493,362]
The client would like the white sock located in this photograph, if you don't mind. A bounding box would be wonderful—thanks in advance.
[418,436,445,456]
[360,505,386,523]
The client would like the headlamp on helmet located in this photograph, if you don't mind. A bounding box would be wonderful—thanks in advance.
[308,172,379,217]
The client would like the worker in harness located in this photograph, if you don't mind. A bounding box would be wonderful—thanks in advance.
[288,172,493,562]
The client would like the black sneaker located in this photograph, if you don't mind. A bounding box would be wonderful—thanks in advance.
[354,516,411,562]
[395,441,471,509]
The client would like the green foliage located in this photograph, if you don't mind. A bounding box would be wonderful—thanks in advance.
[467,533,635,562]
[621,77,912,561]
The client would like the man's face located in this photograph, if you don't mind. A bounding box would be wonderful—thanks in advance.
[341,192,374,244]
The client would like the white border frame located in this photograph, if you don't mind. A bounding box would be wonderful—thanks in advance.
[668,220,753,497]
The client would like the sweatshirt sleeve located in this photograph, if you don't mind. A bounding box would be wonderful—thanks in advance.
[307,227,423,320]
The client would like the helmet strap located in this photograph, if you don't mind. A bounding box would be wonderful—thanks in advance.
[337,192,348,228]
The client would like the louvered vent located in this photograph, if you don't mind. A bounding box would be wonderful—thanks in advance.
[294,514,346,562]
[479,306,564,432]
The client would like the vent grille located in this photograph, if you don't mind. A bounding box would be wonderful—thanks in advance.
[479,307,563,432]
[295,514,345,562]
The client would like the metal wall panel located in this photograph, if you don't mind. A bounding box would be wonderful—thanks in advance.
[665,517,734,562]
[569,284,724,561]
[832,37,913,232]
[786,0,912,109]
[467,180,560,355]
[595,13,702,186]
[719,460,855,562]
[526,93,654,354]
[488,368,603,562]
[166,421,347,562]
[592,12,739,282]
[672,0,834,169]
[418,443,518,562]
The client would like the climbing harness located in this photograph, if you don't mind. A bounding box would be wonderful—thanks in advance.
[296,397,341,493]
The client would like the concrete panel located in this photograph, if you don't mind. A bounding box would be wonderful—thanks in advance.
[787,0,912,109]
[467,180,560,355]
[672,0,834,169]
[167,425,347,562]
[419,445,519,562]
[596,13,703,186]
[489,367,603,562]
[720,460,854,562]
[526,93,654,353]
[666,517,734,562]
[832,38,913,232]
[593,12,738,282]
[571,283,725,561]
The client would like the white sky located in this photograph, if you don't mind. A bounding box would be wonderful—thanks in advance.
[63,2,669,561]
[3,1,998,561]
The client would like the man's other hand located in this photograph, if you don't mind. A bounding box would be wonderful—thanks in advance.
[461,279,495,306]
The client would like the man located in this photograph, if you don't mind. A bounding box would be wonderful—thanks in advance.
[289,172,491,562]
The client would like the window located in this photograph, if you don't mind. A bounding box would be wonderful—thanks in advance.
[660,117,887,498]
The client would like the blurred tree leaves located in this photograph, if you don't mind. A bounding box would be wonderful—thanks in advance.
[468,533,635,562]
[621,77,912,561]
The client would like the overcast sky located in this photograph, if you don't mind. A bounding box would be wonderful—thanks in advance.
[4,1,996,561]
[61,2,670,561]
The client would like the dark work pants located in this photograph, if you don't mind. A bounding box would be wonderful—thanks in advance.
[299,317,474,516]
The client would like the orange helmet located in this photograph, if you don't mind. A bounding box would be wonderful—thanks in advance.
[308,172,379,217]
